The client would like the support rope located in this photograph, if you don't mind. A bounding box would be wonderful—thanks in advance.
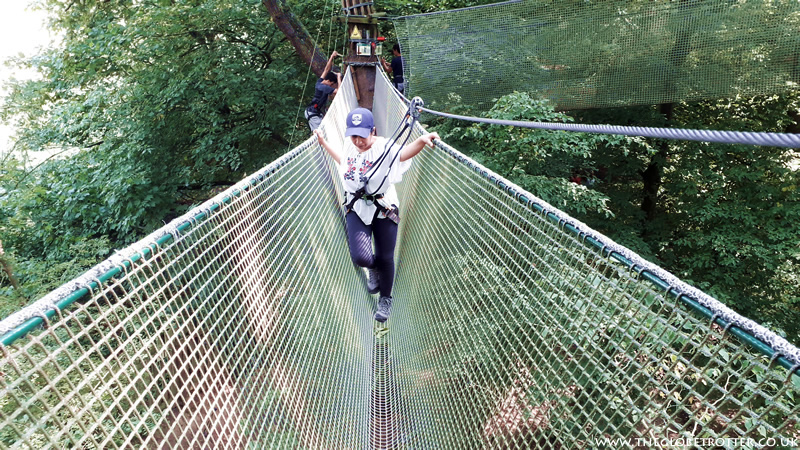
[419,106,800,148]
[287,0,339,150]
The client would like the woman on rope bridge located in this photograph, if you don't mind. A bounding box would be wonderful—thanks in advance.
[315,108,439,322]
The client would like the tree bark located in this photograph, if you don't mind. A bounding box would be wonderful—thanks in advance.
[786,110,800,134]
[0,240,21,291]
[261,0,330,78]
[641,103,672,225]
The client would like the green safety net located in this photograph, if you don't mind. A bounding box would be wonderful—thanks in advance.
[392,0,800,111]
[1,70,798,449]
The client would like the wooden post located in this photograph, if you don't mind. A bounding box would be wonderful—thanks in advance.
[337,0,383,109]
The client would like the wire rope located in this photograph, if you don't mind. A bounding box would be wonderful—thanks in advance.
[417,105,800,148]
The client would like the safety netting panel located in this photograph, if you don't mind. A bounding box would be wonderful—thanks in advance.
[388,142,800,447]
[0,73,375,448]
[393,0,800,111]
[1,69,799,450]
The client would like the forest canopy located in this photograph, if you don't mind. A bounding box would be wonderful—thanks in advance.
[1,0,799,342]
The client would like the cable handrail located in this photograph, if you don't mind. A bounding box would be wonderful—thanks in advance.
[419,105,800,148]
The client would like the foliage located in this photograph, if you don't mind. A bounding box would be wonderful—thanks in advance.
[0,236,112,320]
[2,0,308,238]
[435,91,632,218]
[0,0,326,311]
[571,95,800,341]
[430,88,800,342]
[662,96,800,336]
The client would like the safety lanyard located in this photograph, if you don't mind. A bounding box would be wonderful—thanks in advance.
[361,97,423,197]
[344,97,424,213]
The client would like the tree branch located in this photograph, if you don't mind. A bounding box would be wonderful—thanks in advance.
[261,0,330,77]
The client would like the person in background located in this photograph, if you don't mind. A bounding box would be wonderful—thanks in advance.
[314,107,439,322]
[305,51,342,131]
[381,44,404,95]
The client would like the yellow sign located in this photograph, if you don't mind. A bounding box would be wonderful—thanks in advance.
[350,26,362,40]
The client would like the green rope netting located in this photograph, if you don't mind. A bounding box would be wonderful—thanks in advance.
[393,0,800,111]
[0,71,798,449]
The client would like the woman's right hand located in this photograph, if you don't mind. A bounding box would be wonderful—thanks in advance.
[314,129,326,146]
[315,129,341,164]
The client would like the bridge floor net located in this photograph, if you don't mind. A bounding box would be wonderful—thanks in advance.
[1,70,798,449]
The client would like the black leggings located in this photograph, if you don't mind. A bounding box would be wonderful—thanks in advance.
[346,212,398,298]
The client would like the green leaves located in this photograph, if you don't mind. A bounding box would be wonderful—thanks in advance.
[0,0,314,307]
[434,88,800,342]
[440,91,622,218]
[661,96,800,334]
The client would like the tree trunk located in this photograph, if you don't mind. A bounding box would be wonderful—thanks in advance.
[641,0,694,227]
[786,109,800,134]
[640,157,663,223]
[261,0,330,78]
[0,240,21,291]
[641,103,673,225]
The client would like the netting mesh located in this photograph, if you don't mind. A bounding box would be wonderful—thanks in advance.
[0,134,374,448]
[1,70,798,449]
[391,142,800,447]
[393,0,800,111]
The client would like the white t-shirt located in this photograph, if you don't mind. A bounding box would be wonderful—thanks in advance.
[338,136,412,225]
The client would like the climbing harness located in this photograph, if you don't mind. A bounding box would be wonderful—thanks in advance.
[304,104,324,121]
[342,97,425,224]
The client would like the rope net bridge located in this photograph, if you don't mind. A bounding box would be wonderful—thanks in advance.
[1,70,799,449]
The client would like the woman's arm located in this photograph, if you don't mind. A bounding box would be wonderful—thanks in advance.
[399,132,440,162]
[315,129,341,164]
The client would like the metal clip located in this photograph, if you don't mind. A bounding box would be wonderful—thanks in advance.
[409,97,424,120]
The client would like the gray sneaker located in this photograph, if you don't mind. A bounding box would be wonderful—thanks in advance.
[374,296,392,322]
[367,268,380,295]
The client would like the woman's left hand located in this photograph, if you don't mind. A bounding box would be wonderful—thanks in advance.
[400,132,441,162]
[420,132,440,148]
